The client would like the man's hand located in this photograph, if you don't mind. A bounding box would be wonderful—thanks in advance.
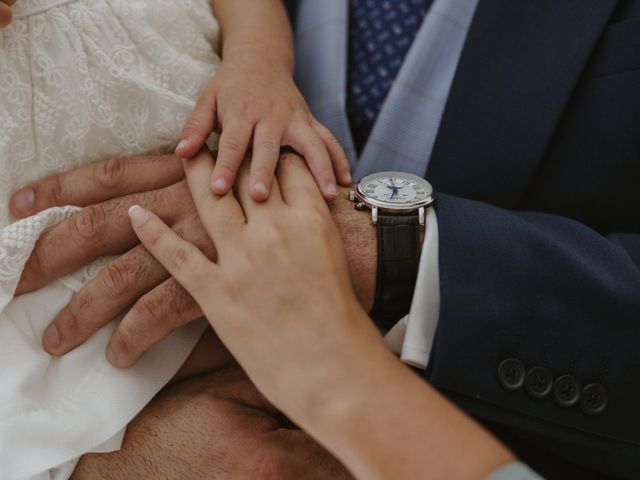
[11,155,213,367]
[0,0,16,28]
[72,367,351,479]
[11,153,375,367]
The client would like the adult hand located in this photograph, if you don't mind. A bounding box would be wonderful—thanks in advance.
[11,155,214,367]
[11,152,376,368]
[131,151,516,480]
[128,149,383,423]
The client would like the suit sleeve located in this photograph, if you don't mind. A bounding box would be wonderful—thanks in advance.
[427,193,640,474]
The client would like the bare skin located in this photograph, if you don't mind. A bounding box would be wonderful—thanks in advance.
[179,0,351,201]
[72,366,352,480]
[10,154,376,368]
[8,153,372,478]
[10,152,516,478]
[120,152,515,479]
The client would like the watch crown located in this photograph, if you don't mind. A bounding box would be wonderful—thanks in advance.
[347,191,357,202]
[355,202,368,211]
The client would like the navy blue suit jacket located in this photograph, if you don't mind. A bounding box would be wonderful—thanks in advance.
[286,1,640,478]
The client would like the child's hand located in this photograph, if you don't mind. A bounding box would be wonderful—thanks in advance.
[0,0,16,28]
[175,58,351,201]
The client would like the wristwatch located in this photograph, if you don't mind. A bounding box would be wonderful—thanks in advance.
[348,172,435,330]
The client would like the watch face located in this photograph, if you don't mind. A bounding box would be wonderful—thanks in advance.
[356,172,434,210]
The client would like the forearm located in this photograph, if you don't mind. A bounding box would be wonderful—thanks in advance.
[211,0,294,73]
[295,314,514,480]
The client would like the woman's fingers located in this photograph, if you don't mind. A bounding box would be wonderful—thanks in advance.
[129,206,215,301]
[311,120,352,186]
[176,89,217,159]
[284,125,338,201]
[183,150,245,249]
[10,155,185,218]
[249,122,284,201]
[277,152,327,208]
[211,118,253,194]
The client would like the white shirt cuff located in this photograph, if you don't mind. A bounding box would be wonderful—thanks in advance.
[383,208,440,370]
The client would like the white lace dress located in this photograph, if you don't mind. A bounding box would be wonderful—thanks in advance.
[0,1,220,478]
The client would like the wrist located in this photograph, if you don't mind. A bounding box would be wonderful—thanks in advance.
[222,41,295,76]
[331,187,377,312]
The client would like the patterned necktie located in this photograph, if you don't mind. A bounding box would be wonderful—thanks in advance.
[347,0,433,153]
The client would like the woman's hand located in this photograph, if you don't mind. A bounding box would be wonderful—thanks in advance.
[0,0,16,28]
[129,149,516,480]
[175,57,352,202]
[127,149,376,411]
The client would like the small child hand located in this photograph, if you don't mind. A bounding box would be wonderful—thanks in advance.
[176,58,351,201]
[0,0,16,28]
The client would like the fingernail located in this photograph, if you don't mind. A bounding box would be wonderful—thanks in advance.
[176,139,189,153]
[128,205,151,228]
[13,188,35,214]
[44,324,61,349]
[344,172,353,185]
[326,184,338,197]
[253,181,268,198]
[106,345,121,367]
[213,177,227,192]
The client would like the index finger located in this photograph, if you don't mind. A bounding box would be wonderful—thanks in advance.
[10,155,184,218]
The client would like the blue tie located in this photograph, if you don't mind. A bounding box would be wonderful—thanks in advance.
[347,0,433,153]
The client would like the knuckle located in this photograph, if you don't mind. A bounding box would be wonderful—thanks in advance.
[168,282,198,316]
[220,135,246,154]
[182,118,207,138]
[133,295,165,328]
[303,208,328,227]
[57,303,82,337]
[29,243,47,275]
[169,245,190,271]
[304,134,326,151]
[256,138,279,152]
[72,204,106,240]
[94,158,126,190]
[101,261,130,296]
[251,164,274,179]
[260,225,285,249]
[46,175,65,205]
[110,326,134,358]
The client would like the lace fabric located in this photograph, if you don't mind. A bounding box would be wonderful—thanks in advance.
[0,1,220,478]
[0,0,220,309]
